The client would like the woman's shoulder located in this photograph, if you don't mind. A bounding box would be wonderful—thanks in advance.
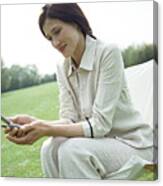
[96,39,121,56]
[95,39,123,67]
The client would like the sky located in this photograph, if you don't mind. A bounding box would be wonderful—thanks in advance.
[1,0,153,75]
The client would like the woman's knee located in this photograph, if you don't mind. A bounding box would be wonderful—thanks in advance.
[41,136,68,161]
[40,137,54,160]
[58,138,88,163]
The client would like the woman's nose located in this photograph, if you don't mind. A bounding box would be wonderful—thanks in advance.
[52,39,60,48]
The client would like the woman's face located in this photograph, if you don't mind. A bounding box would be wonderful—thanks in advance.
[43,18,82,58]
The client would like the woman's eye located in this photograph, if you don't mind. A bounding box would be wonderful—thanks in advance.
[53,29,61,36]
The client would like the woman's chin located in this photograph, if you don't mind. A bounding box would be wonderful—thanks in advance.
[62,52,71,58]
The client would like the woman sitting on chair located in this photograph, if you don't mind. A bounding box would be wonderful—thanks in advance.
[5,3,153,179]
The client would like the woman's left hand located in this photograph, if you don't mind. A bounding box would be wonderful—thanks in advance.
[6,120,48,145]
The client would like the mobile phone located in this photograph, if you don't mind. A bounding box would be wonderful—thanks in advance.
[1,114,20,129]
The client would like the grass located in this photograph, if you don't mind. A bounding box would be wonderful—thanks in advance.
[1,82,59,177]
[1,82,157,180]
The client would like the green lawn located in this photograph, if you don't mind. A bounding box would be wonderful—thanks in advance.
[1,82,156,180]
[1,82,59,177]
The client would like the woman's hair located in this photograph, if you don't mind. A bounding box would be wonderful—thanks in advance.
[39,3,96,40]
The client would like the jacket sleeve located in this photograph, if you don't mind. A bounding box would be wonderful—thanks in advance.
[81,45,124,137]
[56,64,79,124]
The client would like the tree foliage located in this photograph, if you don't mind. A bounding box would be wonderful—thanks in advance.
[1,62,56,93]
[122,43,154,68]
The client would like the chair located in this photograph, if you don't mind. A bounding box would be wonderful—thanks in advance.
[125,60,158,176]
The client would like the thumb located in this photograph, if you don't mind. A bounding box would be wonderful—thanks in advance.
[7,116,17,122]
[21,124,34,134]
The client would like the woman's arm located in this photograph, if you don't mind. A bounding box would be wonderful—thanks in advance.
[81,45,124,138]
[45,122,84,137]
[5,120,84,145]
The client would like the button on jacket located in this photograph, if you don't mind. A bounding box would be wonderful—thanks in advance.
[56,35,153,149]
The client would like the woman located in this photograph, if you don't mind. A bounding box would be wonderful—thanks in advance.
[5,3,153,179]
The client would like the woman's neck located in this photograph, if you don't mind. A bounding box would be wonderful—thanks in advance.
[72,34,86,68]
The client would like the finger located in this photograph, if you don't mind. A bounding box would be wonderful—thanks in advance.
[7,115,24,125]
[7,116,18,123]
[4,127,12,134]
[6,134,27,145]
[8,115,35,125]
[8,127,19,136]
[21,124,33,134]
[6,135,25,144]
[16,128,24,137]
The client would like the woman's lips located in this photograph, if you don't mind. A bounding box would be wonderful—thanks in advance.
[59,44,67,53]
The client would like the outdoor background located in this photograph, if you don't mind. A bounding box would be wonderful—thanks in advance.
[1,0,156,180]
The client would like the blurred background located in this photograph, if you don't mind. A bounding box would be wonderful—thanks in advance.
[1,1,154,92]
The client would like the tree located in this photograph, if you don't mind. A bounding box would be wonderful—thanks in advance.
[1,60,12,92]
[41,73,56,84]
[122,44,154,68]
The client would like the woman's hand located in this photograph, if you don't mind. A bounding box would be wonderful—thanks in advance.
[4,114,37,137]
[8,114,36,125]
[6,120,49,145]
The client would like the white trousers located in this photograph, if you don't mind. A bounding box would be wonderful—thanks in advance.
[40,137,153,179]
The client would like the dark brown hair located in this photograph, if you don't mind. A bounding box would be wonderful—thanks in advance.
[39,3,96,40]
